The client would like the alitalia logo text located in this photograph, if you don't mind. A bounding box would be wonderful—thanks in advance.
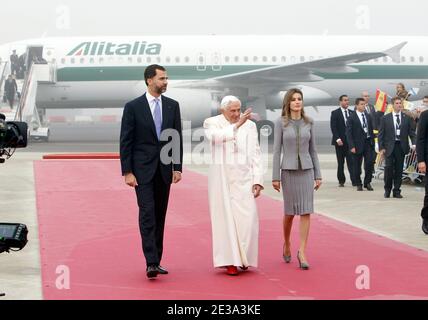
[67,41,162,56]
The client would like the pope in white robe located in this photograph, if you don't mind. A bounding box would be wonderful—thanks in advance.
[203,96,264,273]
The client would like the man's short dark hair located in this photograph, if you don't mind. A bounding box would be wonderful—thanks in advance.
[424,96,428,100]
[391,96,403,104]
[339,95,348,101]
[144,64,166,86]
[355,98,365,106]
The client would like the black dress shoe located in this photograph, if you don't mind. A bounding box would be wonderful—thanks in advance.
[422,220,428,235]
[146,265,159,279]
[384,191,391,198]
[352,183,358,187]
[364,184,374,191]
[393,193,403,199]
[339,183,345,188]
[156,265,169,275]
[357,185,363,191]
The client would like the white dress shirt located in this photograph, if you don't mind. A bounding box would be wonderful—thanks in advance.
[393,111,402,141]
[356,111,368,130]
[341,107,350,124]
[146,91,163,121]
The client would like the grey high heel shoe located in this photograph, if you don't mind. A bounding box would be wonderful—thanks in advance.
[297,251,310,270]
[283,244,291,263]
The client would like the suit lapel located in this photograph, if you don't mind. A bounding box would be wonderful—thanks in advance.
[339,109,346,127]
[161,96,172,131]
[141,93,157,139]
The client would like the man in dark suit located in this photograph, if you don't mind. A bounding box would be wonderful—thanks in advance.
[417,108,428,235]
[361,91,380,130]
[346,98,376,191]
[330,95,356,187]
[120,64,183,279]
[379,97,416,198]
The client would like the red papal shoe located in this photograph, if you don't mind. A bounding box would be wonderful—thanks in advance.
[226,266,238,276]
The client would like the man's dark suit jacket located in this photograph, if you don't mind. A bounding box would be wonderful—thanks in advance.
[417,111,428,164]
[120,93,183,185]
[330,108,354,147]
[378,112,416,157]
[345,111,375,155]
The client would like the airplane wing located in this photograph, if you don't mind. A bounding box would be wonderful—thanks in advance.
[174,42,407,90]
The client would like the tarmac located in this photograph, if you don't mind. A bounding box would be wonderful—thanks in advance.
[0,123,427,300]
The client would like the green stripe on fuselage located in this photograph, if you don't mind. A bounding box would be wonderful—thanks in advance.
[56,65,428,82]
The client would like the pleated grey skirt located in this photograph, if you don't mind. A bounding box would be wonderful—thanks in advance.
[281,169,314,215]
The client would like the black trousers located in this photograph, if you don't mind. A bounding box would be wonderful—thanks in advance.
[422,176,428,221]
[352,139,374,187]
[335,145,355,185]
[384,142,405,194]
[135,165,171,267]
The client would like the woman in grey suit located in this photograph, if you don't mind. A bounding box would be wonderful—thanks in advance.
[272,88,322,270]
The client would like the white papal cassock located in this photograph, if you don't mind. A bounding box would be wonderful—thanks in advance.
[203,114,264,268]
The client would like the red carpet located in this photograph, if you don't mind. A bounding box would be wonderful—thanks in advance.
[34,160,428,300]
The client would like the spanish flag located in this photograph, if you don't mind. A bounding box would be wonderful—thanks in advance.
[375,89,388,112]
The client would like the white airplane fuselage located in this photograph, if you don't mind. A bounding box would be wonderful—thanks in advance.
[1,35,428,127]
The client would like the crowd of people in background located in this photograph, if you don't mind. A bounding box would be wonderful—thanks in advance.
[330,83,428,235]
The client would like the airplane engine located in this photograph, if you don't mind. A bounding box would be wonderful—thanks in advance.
[266,86,334,109]
[168,88,219,129]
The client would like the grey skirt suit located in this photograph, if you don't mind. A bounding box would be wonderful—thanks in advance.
[272,117,322,215]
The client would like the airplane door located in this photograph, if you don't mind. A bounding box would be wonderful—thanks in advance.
[212,52,222,72]
[44,47,56,63]
[26,46,44,67]
[197,52,206,71]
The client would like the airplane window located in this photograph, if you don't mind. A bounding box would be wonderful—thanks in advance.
[309,56,314,61]
[225,56,230,63]
[420,56,424,63]
[401,56,406,63]
[61,58,66,64]
[166,56,171,63]
[128,57,133,63]
[410,56,415,63]
[156,56,161,63]
[137,57,142,63]
[90,58,95,64]
[300,56,305,62]
[253,56,258,63]
[281,56,286,63]
[99,57,104,63]
[146,57,152,63]
[244,56,249,62]
[262,56,267,62]
[374,58,378,63]
[70,58,75,64]
[175,57,180,63]
[184,56,190,63]
[272,56,277,63]
[80,58,85,64]
[383,56,388,63]
[234,56,239,63]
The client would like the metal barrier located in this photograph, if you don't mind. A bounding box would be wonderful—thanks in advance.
[403,149,424,184]
[374,148,424,183]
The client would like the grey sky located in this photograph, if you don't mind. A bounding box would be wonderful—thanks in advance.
[2,0,427,43]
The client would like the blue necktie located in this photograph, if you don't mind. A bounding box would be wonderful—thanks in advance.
[154,98,162,140]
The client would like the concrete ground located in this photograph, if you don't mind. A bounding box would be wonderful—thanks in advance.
[0,143,427,300]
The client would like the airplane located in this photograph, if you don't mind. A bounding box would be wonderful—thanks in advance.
[0,35,427,140]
